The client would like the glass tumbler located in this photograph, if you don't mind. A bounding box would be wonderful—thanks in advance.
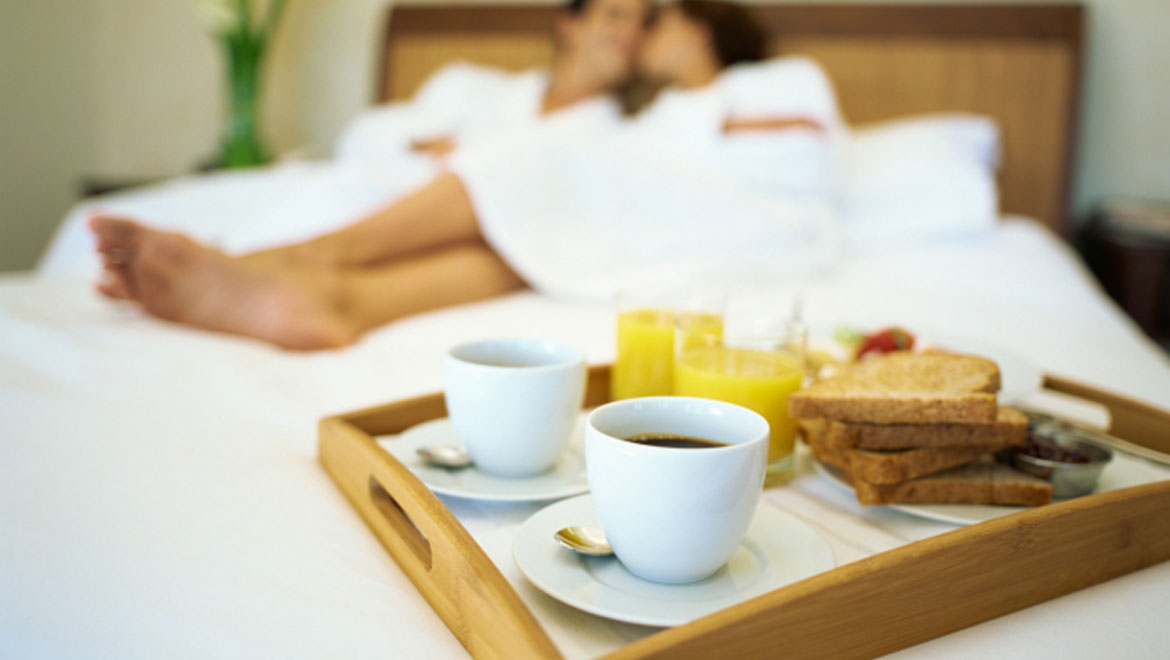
[674,300,807,484]
[611,290,723,400]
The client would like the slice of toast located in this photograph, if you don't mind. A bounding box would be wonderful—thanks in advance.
[808,433,852,473]
[804,426,1014,484]
[788,352,1000,424]
[806,406,1028,451]
[850,460,1052,507]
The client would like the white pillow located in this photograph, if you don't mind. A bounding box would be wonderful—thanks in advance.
[843,113,1001,246]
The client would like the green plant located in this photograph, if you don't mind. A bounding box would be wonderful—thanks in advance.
[197,0,288,168]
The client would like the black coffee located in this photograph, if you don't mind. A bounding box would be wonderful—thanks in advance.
[624,433,728,449]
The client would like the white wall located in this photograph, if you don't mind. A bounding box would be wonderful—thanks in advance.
[1074,0,1170,214]
[1,0,1167,271]
[86,0,391,176]
[0,0,391,272]
[0,0,100,272]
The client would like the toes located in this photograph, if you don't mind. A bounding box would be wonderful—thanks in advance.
[96,269,132,299]
[100,250,133,272]
[97,245,137,298]
[90,214,143,253]
[91,215,146,283]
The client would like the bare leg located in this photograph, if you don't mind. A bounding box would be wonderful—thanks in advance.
[250,172,482,268]
[329,241,526,333]
[91,217,525,350]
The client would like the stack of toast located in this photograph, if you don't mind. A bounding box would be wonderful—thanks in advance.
[790,351,1053,506]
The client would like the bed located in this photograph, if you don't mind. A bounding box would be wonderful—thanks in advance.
[4,3,1170,658]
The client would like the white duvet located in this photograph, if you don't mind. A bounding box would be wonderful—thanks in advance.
[4,216,1170,658]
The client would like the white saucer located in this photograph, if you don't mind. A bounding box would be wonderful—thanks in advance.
[812,454,1167,526]
[379,414,589,502]
[513,494,836,627]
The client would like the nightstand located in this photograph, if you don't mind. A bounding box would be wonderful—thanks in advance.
[1081,199,1170,350]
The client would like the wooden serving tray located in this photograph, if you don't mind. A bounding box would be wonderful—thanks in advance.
[318,366,1170,659]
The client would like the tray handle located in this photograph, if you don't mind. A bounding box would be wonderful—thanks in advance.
[1044,374,1170,454]
[319,415,562,660]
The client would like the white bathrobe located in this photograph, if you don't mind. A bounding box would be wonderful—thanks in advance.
[450,57,846,301]
[334,61,622,175]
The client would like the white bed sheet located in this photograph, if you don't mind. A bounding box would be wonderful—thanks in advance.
[3,218,1170,658]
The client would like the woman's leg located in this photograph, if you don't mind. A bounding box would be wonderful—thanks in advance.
[91,218,524,350]
[248,172,483,268]
[328,241,526,334]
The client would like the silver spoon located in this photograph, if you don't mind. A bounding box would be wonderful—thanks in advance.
[554,526,613,556]
[416,444,473,469]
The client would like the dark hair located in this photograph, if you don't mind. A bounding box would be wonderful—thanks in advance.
[675,0,765,67]
[565,0,589,14]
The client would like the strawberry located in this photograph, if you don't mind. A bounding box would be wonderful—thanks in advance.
[855,327,915,359]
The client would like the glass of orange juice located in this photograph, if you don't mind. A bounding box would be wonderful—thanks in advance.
[673,305,806,485]
[611,292,723,400]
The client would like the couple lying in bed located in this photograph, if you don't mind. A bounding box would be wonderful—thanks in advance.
[91,0,843,350]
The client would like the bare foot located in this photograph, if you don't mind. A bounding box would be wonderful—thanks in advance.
[89,212,138,300]
[89,216,357,350]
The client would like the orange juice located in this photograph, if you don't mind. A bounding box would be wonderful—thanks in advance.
[674,346,803,462]
[612,309,722,400]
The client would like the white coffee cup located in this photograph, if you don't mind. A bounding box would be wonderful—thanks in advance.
[586,397,769,584]
[444,338,586,478]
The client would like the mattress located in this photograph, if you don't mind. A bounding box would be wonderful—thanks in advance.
[3,217,1169,657]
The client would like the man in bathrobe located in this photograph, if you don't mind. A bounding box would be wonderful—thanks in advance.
[335,0,649,170]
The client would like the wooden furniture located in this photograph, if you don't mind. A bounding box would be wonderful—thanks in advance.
[1082,199,1170,348]
[319,364,1170,660]
[377,3,1084,236]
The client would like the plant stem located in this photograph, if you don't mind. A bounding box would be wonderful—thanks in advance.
[221,35,267,168]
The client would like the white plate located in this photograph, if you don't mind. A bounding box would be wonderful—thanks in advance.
[379,414,589,502]
[812,454,1167,526]
[512,494,836,627]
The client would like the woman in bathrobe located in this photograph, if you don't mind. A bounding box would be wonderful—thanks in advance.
[91,0,843,350]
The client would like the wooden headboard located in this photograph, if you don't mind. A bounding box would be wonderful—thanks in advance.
[378,3,1084,236]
